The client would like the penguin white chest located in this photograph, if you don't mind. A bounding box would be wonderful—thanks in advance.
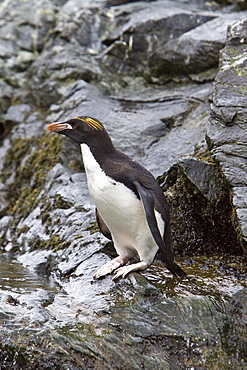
[80,144,163,262]
[80,144,142,224]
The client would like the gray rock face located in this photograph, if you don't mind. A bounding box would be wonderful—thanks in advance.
[0,0,56,77]
[207,18,247,249]
[100,4,247,82]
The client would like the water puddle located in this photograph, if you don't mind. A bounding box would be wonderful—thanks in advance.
[0,251,246,369]
[0,253,56,293]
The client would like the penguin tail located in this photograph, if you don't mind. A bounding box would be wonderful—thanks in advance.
[166,262,187,277]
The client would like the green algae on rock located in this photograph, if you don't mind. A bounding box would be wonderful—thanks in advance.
[2,133,62,218]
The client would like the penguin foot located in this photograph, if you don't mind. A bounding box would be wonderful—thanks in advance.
[94,256,129,279]
[113,261,148,280]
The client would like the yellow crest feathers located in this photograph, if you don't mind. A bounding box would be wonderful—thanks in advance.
[74,117,104,131]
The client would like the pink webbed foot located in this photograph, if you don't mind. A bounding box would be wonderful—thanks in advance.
[94,256,129,279]
[113,261,148,280]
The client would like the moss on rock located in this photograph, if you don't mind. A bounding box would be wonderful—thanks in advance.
[159,159,243,257]
[1,132,62,220]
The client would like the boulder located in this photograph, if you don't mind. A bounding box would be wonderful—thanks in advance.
[0,0,56,71]
[100,3,247,82]
[100,5,215,78]
[0,0,57,118]
[149,14,247,78]
[207,18,247,249]
[159,156,242,256]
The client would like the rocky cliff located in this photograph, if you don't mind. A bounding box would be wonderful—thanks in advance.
[0,0,246,369]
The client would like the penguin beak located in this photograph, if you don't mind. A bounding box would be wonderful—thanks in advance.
[47,122,73,132]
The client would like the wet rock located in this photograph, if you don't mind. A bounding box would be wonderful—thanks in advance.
[0,82,14,139]
[207,18,247,249]
[4,104,32,124]
[21,3,115,106]
[149,14,247,78]
[105,0,154,6]
[177,156,225,203]
[0,0,58,122]
[20,0,247,109]
[100,3,247,82]
[0,1,247,368]
[100,5,215,78]
[0,252,246,369]
[25,45,102,107]
[159,156,242,256]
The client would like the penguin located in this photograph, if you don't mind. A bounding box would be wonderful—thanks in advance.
[47,116,186,279]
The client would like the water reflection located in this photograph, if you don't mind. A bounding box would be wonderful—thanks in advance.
[0,251,246,369]
[0,253,56,293]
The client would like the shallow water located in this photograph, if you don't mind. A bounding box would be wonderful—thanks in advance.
[0,253,56,293]
[0,251,246,369]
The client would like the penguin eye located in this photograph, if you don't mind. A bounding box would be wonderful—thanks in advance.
[73,124,78,129]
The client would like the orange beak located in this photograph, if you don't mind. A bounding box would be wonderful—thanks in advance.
[47,122,72,132]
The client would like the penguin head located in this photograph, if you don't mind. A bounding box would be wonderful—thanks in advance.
[47,116,110,146]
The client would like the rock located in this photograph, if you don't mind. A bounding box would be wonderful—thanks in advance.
[0,80,13,123]
[0,251,246,369]
[0,1,247,368]
[15,51,36,71]
[25,45,102,107]
[0,39,16,58]
[100,5,215,78]
[159,156,242,256]
[177,156,225,203]
[149,13,247,78]
[0,0,57,80]
[22,4,114,106]
[4,104,32,124]
[100,4,247,81]
[105,0,154,6]
[207,18,247,249]
[19,0,247,109]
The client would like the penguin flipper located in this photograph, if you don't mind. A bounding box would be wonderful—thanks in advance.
[133,181,186,277]
[133,181,173,261]
[96,208,112,240]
